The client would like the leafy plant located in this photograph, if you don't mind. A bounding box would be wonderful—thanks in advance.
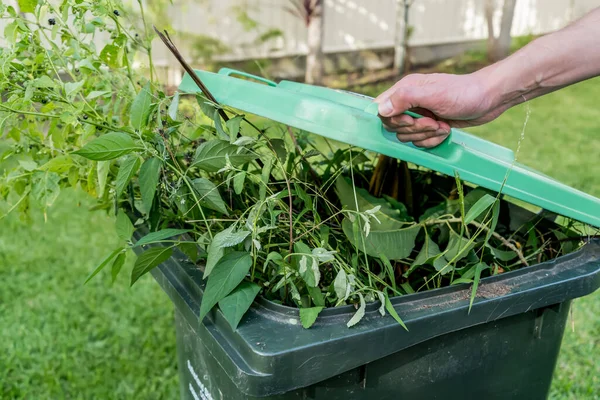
[0,0,593,333]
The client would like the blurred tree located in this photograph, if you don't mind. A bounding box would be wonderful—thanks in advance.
[286,0,324,84]
[485,0,517,61]
[393,0,414,74]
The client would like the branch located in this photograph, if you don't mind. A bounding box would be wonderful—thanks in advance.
[153,27,229,122]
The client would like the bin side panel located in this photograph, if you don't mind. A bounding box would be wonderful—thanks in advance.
[174,301,569,399]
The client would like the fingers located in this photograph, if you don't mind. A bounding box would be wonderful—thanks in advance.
[413,135,448,148]
[381,114,451,148]
[395,128,450,148]
[382,114,439,133]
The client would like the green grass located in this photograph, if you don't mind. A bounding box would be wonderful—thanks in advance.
[0,192,179,399]
[1,78,599,399]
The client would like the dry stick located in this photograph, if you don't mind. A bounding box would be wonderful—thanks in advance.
[155,27,265,139]
[424,217,529,267]
[154,26,266,171]
[153,27,229,122]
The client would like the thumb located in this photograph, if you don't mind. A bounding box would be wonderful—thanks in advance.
[377,78,429,117]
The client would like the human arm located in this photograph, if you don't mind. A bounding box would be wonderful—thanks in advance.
[375,7,600,148]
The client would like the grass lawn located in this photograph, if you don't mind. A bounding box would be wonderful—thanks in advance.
[1,77,598,399]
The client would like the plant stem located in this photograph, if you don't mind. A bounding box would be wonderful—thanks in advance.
[137,0,155,82]
[0,104,60,119]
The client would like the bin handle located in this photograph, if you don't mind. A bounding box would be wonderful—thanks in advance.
[218,68,277,87]
[364,102,454,151]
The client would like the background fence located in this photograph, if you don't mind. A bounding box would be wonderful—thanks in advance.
[152,0,600,65]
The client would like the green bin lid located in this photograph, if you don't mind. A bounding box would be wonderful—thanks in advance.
[178,68,600,228]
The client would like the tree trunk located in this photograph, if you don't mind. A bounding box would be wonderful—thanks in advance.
[486,0,516,62]
[393,1,412,74]
[485,0,497,61]
[305,0,324,85]
[495,0,516,60]
[393,0,407,72]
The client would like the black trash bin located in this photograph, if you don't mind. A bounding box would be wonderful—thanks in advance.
[140,204,600,400]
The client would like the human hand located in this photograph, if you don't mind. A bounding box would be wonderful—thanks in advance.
[375,72,503,148]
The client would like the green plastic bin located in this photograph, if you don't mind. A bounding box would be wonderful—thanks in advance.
[139,203,600,399]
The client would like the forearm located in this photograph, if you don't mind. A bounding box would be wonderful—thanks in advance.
[477,7,600,110]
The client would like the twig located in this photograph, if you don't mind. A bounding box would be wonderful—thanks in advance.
[153,27,228,122]
[423,217,529,266]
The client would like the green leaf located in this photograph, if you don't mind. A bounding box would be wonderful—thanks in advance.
[259,157,273,201]
[130,83,153,130]
[342,219,420,260]
[464,194,497,225]
[299,254,320,287]
[299,307,324,329]
[168,92,180,121]
[379,254,397,291]
[38,155,74,173]
[196,96,217,118]
[178,243,199,262]
[85,248,123,284]
[233,172,246,195]
[204,226,250,277]
[405,235,446,276]
[32,75,55,88]
[225,114,244,140]
[131,247,173,285]
[487,244,517,261]
[308,286,325,307]
[205,243,225,279]
[444,231,476,266]
[333,269,349,301]
[17,0,37,13]
[347,293,366,328]
[64,80,85,100]
[294,242,320,288]
[87,90,111,100]
[19,160,37,172]
[96,161,110,198]
[192,140,257,172]
[218,281,261,330]
[385,294,408,331]
[115,154,141,197]
[270,138,287,162]
[134,228,189,247]
[213,110,229,141]
[336,176,411,230]
[199,252,252,322]
[99,44,123,69]
[485,201,501,244]
[4,21,18,43]
[116,210,135,241]
[139,157,161,213]
[31,171,60,209]
[554,230,576,255]
[111,252,126,283]
[469,262,490,312]
[73,132,138,161]
[376,291,386,316]
[191,178,228,215]
[400,282,415,294]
